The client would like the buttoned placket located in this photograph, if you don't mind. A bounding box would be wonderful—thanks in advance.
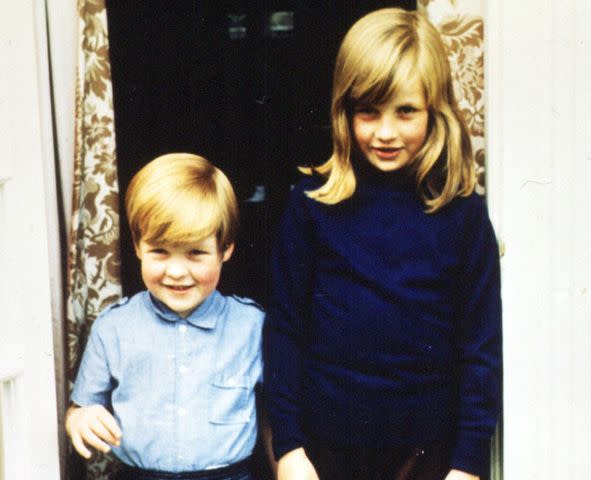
[147,291,223,470]
[174,318,189,465]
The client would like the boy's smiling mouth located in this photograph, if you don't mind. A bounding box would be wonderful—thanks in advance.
[164,284,194,292]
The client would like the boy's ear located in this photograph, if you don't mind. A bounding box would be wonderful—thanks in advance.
[222,242,235,262]
[134,242,142,259]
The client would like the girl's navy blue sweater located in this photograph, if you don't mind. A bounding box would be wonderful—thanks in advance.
[264,167,502,476]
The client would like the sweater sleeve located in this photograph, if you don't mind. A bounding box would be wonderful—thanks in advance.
[263,183,314,461]
[450,195,502,476]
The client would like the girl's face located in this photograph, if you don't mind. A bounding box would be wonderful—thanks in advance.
[351,78,429,173]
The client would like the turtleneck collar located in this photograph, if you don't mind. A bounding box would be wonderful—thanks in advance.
[351,154,417,193]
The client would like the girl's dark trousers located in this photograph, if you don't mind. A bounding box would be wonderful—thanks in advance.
[305,441,451,480]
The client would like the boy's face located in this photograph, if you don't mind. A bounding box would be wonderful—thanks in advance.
[135,234,234,318]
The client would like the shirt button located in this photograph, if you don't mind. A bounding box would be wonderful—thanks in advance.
[178,325,187,333]
[178,407,186,417]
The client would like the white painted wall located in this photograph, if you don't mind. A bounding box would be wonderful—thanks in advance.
[486,1,591,478]
[0,0,61,478]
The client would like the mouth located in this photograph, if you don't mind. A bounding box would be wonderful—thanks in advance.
[371,146,403,160]
[164,284,194,293]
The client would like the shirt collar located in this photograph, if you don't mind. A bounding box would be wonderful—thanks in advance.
[146,290,224,329]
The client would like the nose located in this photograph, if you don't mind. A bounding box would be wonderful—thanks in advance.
[376,115,398,142]
[165,256,189,279]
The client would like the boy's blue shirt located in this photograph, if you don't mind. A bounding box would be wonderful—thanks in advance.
[71,289,264,472]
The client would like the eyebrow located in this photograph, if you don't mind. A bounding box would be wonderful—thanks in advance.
[396,97,427,107]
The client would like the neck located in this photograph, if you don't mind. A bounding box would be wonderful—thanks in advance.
[351,154,416,192]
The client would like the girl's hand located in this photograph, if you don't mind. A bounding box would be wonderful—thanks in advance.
[444,469,479,480]
[277,447,319,480]
[65,404,122,459]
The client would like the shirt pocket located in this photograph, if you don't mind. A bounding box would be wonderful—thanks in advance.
[209,372,251,425]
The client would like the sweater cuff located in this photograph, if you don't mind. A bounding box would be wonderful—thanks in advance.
[271,422,306,461]
[450,431,492,477]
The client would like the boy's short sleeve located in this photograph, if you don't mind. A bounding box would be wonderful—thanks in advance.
[255,339,263,386]
[253,319,264,386]
[71,315,117,408]
[230,295,265,386]
[256,309,265,384]
[248,302,265,386]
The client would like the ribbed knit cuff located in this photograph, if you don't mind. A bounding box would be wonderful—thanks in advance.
[450,432,492,477]
[271,422,306,461]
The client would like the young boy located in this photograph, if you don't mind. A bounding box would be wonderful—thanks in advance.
[66,153,265,480]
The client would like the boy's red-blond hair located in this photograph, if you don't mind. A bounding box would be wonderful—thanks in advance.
[125,153,238,251]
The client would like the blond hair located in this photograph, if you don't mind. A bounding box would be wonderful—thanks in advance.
[125,153,238,250]
[303,8,475,212]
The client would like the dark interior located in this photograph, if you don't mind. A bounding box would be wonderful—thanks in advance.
[107,0,416,308]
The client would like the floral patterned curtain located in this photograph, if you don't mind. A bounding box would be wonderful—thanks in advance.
[418,0,487,193]
[66,0,121,478]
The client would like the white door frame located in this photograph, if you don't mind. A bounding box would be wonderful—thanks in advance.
[486,1,591,478]
[0,0,61,478]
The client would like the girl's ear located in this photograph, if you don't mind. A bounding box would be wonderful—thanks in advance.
[222,243,235,262]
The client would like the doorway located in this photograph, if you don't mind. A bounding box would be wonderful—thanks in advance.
[106,0,416,306]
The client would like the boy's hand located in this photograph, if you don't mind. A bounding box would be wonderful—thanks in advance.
[277,448,319,480]
[65,404,122,459]
[444,469,479,480]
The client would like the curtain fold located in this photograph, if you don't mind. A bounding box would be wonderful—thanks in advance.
[66,0,121,478]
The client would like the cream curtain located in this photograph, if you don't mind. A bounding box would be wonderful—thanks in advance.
[418,0,487,193]
[66,0,121,478]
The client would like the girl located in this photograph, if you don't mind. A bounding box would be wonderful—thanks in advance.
[264,8,501,480]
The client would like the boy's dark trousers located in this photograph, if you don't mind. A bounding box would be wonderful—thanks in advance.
[110,457,253,480]
[305,441,452,480]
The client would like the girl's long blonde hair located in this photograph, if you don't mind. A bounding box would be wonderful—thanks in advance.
[302,8,475,213]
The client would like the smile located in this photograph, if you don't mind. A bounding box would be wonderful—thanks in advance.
[371,146,402,160]
[164,285,194,292]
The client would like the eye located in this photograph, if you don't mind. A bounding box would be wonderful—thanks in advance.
[397,105,418,116]
[353,104,378,116]
[187,249,209,258]
[149,247,168,256]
